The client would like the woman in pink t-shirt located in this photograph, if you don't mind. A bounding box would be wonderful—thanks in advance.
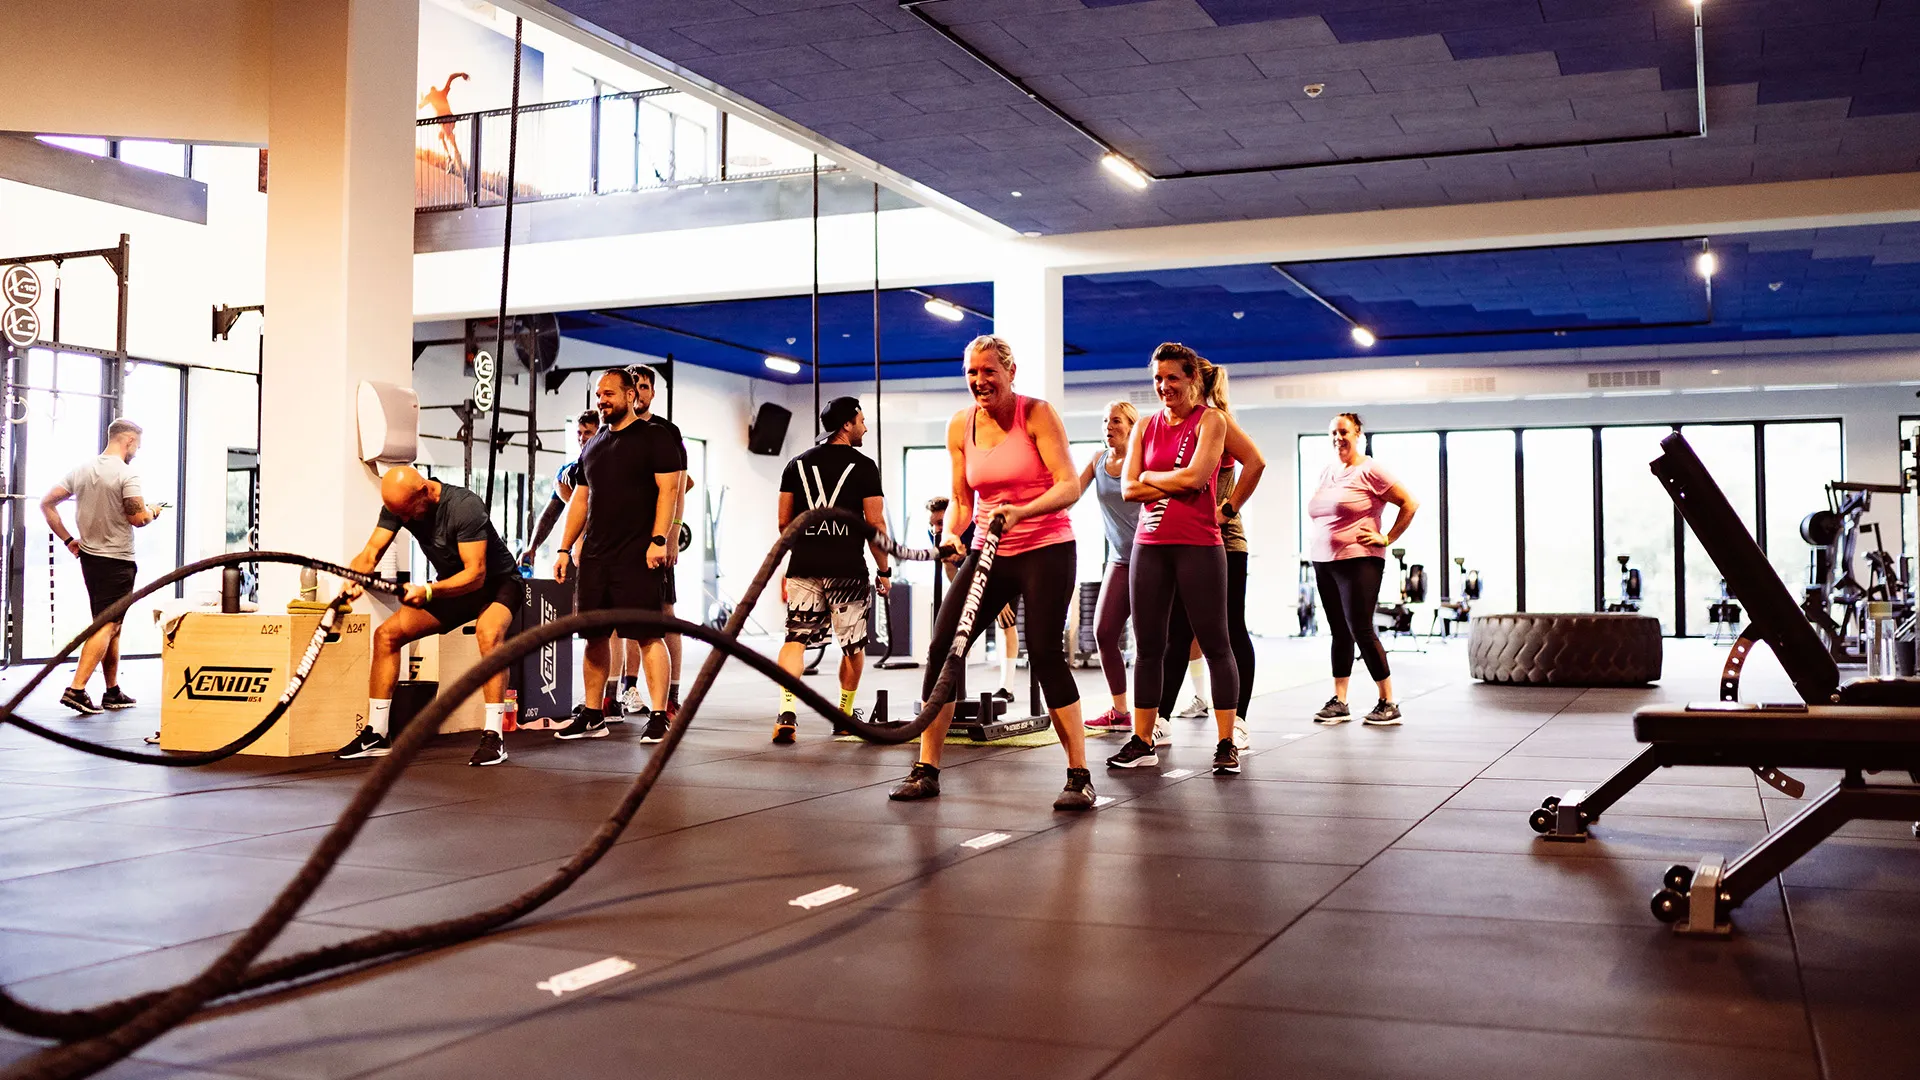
[1306,412,1420,726]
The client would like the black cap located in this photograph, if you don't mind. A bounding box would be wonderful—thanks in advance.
[817,396,861,442]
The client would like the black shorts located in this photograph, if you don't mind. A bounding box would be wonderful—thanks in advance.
[576,557,669,642]
[78,552,138,619]
[424,574,526,633]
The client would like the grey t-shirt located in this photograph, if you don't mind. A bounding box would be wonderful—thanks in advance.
[63,454,141,561]
[1092,447,1139,565]
[377,483,517,582]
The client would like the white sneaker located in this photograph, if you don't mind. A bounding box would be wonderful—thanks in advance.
[1232,717,1249,751]
[1151,719,1171,746]
[1176,695,1211,720]
[620,686,644,717]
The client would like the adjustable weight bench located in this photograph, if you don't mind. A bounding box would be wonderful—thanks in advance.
[1523,431,1919,934]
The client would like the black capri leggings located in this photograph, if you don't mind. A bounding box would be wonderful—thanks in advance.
[924,541,1079,710]
[1130,544,1238,711]
[1314,556,1390,682]
[1159,550,1254,718]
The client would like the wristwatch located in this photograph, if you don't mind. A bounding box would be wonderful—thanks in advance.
[649,534,667,546]
[876,568,892,578]
[1219,501,1239,520]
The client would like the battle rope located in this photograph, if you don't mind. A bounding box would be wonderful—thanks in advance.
[0,510,999,1080]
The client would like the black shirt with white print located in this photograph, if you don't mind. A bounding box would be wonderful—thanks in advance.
[779,443,881,580]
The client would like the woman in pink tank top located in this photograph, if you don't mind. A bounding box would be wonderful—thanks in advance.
[888,334,1093,812]
[1105,343,1244,776]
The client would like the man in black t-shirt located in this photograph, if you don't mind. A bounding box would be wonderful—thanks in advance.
[769,396,890,744]
[335,467,526,768]
[552,368,683,742]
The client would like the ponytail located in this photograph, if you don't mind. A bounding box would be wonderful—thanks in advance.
[1150,342,1228,410]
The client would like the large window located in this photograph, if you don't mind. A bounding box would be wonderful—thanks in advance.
[117,363,186,654]
[1296,431,1338,553]
[1763,421,1845,599]
[1678,424,1756,635]
[1367,432,1440,609]
[1601,426,1676,631]
[16,352,106,660]
[1520,428,1596,613]
[1445,429,1516,615]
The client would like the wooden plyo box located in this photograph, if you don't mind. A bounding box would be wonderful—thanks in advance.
[411,622,485,734]
[159,612,371,757]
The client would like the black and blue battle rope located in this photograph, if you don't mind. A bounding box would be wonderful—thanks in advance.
[0,553,402,767]
[0,509,1010,1080]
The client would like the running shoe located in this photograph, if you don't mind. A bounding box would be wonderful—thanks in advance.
[991,687,1015,703]
[467,730,507,767]
[834,708,862,737]
[1151,719,1171,746]
[1176,694,1211,720]
[1363,700,1403,727]
[1232,717,1250,752]
[1212,738,1240,775]
[1313,698,1351,724]
[1105,734,1159,770]
[335,726,391,759]
[1053,768,1096,811]
[554,711,609,740]
[100,686,138,710]
[889,762,941,801]
[1085,707,1130,732]
[772,711,798,744]
[619,686,645,719]
[639,710,669,743]
[59,687,102,715]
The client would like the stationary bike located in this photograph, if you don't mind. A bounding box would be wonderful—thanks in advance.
[1374,547,1426,639]
[1430,556,1479,637]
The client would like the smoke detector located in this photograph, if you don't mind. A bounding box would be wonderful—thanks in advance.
[1303,83,1325,98]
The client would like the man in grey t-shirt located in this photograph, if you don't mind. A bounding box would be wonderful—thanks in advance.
[41,418,164,715]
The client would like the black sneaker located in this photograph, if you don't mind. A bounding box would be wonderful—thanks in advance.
[59,687,102,715]
[639,710,669,744]
[833,707,862,737]
[889,762,941,801]
[335,726,391,759]
[100,686,137,710]
[1053,768,1096,811]
[467,730,507,767]
[1104,735,1159,770]
[1212,738,1240,775]
[554,710,609,740]
[991,687,1014,702]
[1363,700,1403,726]
[772,711,798,744]
[1313,697,1350,724]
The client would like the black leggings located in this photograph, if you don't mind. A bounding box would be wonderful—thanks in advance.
[924,541,1079,710]
[1314,556,1390,682]
[1130,544,1238,711]
[1159,550,1254,718]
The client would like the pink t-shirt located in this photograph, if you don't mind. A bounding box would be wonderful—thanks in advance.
[1307,458,1397,562]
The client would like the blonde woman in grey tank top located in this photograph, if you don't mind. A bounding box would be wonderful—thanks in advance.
[1074,400,1139,730]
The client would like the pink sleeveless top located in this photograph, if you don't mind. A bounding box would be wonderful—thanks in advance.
[965,396,1074,557]
[1134,405,1222,547]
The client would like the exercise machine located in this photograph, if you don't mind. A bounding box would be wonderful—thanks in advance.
[1799,477,1911,664]
[1705,577,1742,644]
[1521,432,1919,936]
[1430,556,1479,636]
[1604,554,1642,613]
[1374,547,1426,636]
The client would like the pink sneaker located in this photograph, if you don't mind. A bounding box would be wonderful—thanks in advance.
[1086,708,1130,731]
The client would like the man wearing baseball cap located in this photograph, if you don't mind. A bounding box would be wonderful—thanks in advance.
[770,396,890,743]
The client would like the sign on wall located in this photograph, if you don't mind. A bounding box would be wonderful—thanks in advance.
[1,265,40,350]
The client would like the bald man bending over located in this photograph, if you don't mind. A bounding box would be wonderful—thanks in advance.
[335,467,526,767]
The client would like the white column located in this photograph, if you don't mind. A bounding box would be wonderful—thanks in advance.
[257,0,418,604]
[993,263,1064,404]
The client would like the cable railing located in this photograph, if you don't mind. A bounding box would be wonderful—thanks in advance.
[415,88,839,212]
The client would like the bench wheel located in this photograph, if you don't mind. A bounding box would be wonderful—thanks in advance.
[1528,808,1553,834]
[1541,796,1560,810]
[1663,864,1694,892]
[1651,888,1688,924]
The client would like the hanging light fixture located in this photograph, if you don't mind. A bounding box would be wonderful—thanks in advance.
[764,356,802,374]
[923,297,965,322]
[1099,153,1151,190]
[1350,326,1377,347]
[1694,250,1718,279]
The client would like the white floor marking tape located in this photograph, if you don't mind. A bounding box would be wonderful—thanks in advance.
[1161,768,1195,780]
[961,832,1013,849]
[1281,733,1309,740]
[789,883,860,909]
[1093,796,1116,808]
[535,956,636,997]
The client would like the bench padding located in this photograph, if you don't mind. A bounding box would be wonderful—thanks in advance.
[1469,612,1663,686]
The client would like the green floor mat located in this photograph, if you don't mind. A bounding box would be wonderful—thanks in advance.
[834,727,1061,748]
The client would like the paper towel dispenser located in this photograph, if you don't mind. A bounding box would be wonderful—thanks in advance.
[356,381,419,465]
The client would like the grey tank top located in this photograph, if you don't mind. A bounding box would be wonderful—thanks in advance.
[1219,463,1246,554]
[1093,447,1139,564]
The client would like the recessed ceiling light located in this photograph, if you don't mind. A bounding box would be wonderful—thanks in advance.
[1350,326,1377,347]
[1710,368,1722,374]
[1303,83,1325,98]
[1099,153,1151,190]
[923,298,966,322]
[764,356,802,374]
[1768,281,1783,291]
[1232,311,1244,320]
[785,337,797,345]
[1010,190,1022,197]
[1695,251,1718,279]
[1022,231,1042,237]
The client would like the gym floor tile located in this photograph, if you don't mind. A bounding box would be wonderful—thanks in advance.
[0,850,459,947]
[1206,909,1811,1051]
[431,777,814,833]
[502,736,746,774]
[1776,835,1920,894]
[44,782,453,836]
[352,996,1110,1080]
[1104,1004,1819,1080]
[755,779,1095,832]
[198,807,611,877]
[0,1036,251,1080]
[1479,755,1763,787]
[627,902,1266,1049]
[4,921,373,1011]
[1316,848,1789,933]
[1800,966,1920,1080]
[1393,807,1769,862]
[0,816,251,881]
[1785,886,1920,972]
[1128,777,1458,819]
[0,927,152,984]
[1445,777,1766,819]
[1022,805,1412,865]
[652,757,907,793]
[1241,753,1490,786]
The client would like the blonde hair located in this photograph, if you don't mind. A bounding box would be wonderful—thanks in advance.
[1149,342,1223,408]
[1105,400,1139,425]
[1205,367,1232,415]
[963,335,1014,370]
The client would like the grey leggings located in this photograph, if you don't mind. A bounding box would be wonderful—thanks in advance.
[1094,561,1130,696]
[1130,544,1238,710]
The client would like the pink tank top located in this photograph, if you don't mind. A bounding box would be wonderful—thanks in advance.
[1134,406,1221,547]
[965,396,1074,557]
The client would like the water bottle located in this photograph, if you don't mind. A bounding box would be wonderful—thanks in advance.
[220,566,242,613]
[299,566,318,603]
[1864,602,1895,678]
[504,689,520,731]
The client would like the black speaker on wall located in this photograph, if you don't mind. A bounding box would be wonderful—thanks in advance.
[747,403,791,456]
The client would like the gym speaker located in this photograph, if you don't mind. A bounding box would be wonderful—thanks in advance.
[748,403,791,456]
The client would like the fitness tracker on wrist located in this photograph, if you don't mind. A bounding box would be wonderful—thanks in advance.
[1220,501,1239,520]
[876,568,892,577]
[649,534,667,546]
[556,551,572,561]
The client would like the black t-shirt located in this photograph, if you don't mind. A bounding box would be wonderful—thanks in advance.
[646,413,690,472]
[780,443,882,579]
[378,483,516,582]
[578,417,682,562]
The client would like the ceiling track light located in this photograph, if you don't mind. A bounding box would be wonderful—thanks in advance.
[763,356,802,374]
[1695,250,1718,279]
[1099,153,1151,190]
[923,297,966,322]
[1350,326,1377,348]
